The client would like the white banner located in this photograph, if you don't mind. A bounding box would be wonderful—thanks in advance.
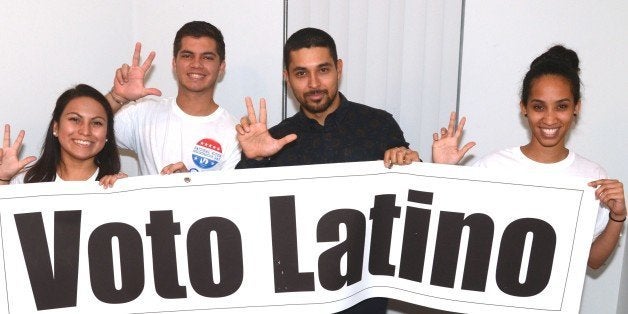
[0,161,598,313]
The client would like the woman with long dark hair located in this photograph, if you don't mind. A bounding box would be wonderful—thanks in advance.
[0,84,126,187]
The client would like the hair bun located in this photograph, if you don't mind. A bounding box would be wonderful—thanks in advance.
[520,44,582,103]
[530,44,580,73]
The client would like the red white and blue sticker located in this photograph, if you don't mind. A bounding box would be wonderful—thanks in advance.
[192,138,222,169]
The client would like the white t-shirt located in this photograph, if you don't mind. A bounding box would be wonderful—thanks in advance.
[474,146,609,239]
[115,97,241,175]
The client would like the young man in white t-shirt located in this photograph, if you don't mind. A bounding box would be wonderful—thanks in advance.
[105,21,241,175]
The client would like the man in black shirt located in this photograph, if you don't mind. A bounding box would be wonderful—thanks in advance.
[236,27,418,313]
[236,28,418,170]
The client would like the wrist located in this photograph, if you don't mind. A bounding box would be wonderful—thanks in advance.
[0,177,11,184]
[609,211,626,223]
[109,89,129,106]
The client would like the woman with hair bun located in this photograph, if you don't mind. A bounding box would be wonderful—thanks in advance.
[433,45,625,269]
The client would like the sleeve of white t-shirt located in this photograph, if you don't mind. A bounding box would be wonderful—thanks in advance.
[216,109,242,170]
[9,171,26,184]
[220,142,242,170]
[114,102,140,151]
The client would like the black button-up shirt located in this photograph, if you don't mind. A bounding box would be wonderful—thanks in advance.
[237,93,409,168]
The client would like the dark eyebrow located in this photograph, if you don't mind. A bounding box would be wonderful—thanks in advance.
[291,62,333,73]
[530,98,572,104]
[179,50,217,57]
[64,112,106,120]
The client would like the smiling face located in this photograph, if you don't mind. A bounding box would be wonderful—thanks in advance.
[172,36,225,95]
[284,47,342,121]
[53,96,108,165]
[521,74,580,152]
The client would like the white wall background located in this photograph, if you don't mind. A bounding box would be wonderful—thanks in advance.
[1,1,626,313]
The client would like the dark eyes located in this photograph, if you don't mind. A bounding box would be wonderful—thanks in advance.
[294,67,331,77]
[532,104,544,111]
[531,103,570,111]
[67,117,104,127]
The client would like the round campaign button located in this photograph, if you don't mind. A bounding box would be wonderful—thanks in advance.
[192,138,222,169]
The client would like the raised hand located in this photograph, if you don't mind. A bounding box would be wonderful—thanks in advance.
[236,97,296,159]
[432,111,476,165]
[111,42,162,105]
[0,124,37,184]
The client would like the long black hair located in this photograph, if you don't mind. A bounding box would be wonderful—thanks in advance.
[24,84,121,183]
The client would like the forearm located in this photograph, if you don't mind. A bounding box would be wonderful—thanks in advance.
[588,217,624,269]
[105,90,129,113]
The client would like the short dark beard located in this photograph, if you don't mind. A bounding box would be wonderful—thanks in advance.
[301,90,337,114]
